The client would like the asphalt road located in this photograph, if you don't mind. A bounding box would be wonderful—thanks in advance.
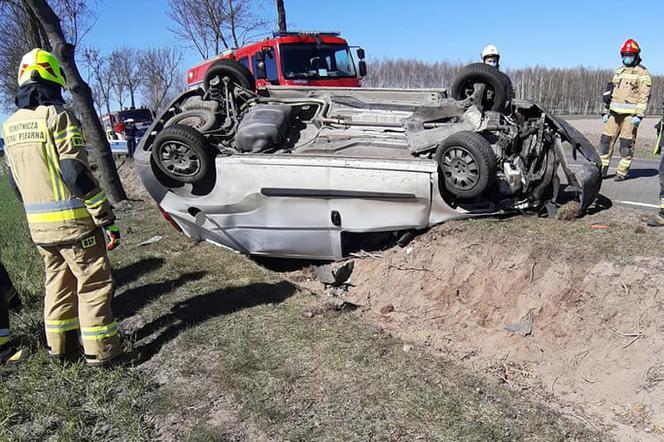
[569,156,662,210]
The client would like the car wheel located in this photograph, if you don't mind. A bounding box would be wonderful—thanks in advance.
[204,59,255,91]
[435,131,496,199]
[151,124,213,184]
[451,63,507,112]
[165,109,218,132]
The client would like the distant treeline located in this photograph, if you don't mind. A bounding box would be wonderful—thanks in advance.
[363,59,664,116]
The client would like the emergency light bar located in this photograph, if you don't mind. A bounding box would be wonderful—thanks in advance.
[272,31,341,38]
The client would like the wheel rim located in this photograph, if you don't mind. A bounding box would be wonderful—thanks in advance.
[441,146,479,191]
[158,140,201,177]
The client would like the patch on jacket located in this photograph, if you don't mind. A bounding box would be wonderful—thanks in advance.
[2,120,47,146]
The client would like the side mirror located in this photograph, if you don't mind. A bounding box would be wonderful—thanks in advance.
[256,61,266,79]
[358,60,367,77]
[356,48,365,60]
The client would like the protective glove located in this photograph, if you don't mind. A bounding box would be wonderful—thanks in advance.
[632,116,641,127]
[103,224,120,251]
[602,114,609,124]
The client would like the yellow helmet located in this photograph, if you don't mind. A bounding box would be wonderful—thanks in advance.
[17,48,66,88]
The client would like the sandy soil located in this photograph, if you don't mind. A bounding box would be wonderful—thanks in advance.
[290,210,664,441]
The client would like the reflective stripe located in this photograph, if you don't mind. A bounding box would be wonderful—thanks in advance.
[45,317,80,332]
[0,336,10,345]
[42,133,67,201]
[24,199,84,213]
[610,102,638,110]
[81,321,118,341]
[54,125,82,140]
[54,125,84,148]
[26,207,90,223]
[0,328,9,337]
[42,143,62,201]
[84,191,107,209]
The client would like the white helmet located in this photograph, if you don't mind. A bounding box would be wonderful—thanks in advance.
[481,44,500,60]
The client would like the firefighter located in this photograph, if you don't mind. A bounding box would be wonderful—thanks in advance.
[599,39,652,181]
[481,44,515,101]
[2,49,122,367]
[648,113,664,226]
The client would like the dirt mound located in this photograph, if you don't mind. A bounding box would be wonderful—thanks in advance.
[293,217,664,440]
[115,159,151,202]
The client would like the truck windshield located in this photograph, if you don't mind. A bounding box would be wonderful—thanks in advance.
[280,43,356,79]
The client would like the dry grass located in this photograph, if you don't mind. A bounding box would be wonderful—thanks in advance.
[0,176,608,441]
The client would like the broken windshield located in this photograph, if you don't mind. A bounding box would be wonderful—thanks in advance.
[280,43,357,80]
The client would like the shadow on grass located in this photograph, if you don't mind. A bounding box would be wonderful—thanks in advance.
[113,257,166,286]
[127,280,297,364]
[113,271,207,317]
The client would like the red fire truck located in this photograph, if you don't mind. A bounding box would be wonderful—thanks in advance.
[186,31,367,90]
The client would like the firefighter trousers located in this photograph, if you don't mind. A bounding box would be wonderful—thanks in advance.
[599,113,639,177]
[37,229,121,363]
[0,262,13,347]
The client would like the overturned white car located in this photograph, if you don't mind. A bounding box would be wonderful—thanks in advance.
[135,61,601,260]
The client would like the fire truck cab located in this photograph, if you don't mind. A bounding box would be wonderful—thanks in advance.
[186,31,367,90]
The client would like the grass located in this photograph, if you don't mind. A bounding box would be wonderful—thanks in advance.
[462,205,664,263]
[0,173,609,441]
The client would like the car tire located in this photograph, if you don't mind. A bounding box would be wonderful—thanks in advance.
[165,109,218,132]
[435,131,496,199]
[204,59,255,91]
[450,63,507,112]
[151,124,213,184]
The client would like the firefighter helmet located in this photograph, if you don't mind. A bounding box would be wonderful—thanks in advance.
[481,45,500,60]
[17,48,66,88]
[620,39,641,56]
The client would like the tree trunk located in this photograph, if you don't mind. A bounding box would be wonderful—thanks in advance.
[275,0,287,32]
[228,0,239,48]
[128,87,135,108]
[23,0,127,202]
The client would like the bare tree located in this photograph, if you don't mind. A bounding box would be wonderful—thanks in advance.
[50,0,96,47]
[167,0,268,59]
[275,0,286,32]
[0,0,49,110]
[141,47,183,114]
[23,0,126,201]
[81,47,113,115]
[110,46,141,108]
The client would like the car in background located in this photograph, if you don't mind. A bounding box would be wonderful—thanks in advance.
[101,108,154,141]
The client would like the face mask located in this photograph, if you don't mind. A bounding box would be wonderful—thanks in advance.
[485,59,498,67]
[622,55,636,66]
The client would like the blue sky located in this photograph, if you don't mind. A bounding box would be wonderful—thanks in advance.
[3,0,664,125]
[86,0,664,73]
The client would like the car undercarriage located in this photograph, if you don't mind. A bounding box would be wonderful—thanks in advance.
[135,61,602,259]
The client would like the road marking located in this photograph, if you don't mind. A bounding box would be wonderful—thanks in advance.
[614,200,660,209]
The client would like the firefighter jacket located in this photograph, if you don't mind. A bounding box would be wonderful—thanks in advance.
[608,65,652,118]
[2,105,115,246]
